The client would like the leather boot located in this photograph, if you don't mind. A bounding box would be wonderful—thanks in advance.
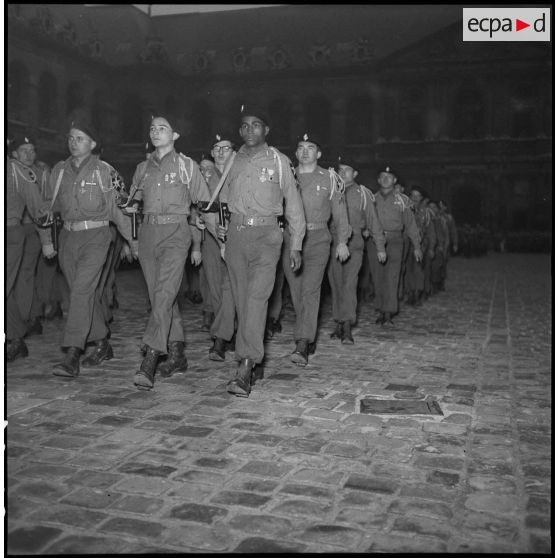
[25,317,43,337]
[265,317,281,340]
[341,321,354,344]
[308,341,316,355]
[330,322,343,339]
[226,358,254,397]
[290,339,309,366]
[159,341,188,378]
[7,338,29,362]
[134,347,161,389]
[53,347,81,377]
[209,337,227,361]
[82,338,114,367]
[375,312,386,325]
[201,311,214,332]
[384,313,395,326]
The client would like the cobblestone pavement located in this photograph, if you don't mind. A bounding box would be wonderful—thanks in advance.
[5,253,552,554]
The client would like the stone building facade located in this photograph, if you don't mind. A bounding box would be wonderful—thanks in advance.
[7,4,552,233]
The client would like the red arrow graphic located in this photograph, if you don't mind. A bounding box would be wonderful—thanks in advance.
[516,18,530,31]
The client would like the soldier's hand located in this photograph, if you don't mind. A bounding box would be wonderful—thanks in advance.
[362,229,370,239]
[335,242,350,262]
[196,216,206,230]
[219,242,226,260]
[42,243,57,259]
[217,224,228,242]
[414,248,423,262]
[191,250,202,266]
[130,240,139,260]
[377,250,387,263]
[124,205,137,214]
[120,242,133,263]
[290,249,302,272]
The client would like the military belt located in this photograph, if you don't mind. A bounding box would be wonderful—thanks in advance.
[306,221,328,231]
[7,217,21,227]
[64,220,109,232]
[230,214,278,227]
[144,214,189,225]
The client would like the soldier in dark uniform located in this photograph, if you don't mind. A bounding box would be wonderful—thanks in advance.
[10,136,51,336]
[370,167,422,326]
[49,121,137,378]
[129,115,220,390]
[220,105,306,397]
[6,137,54,362]
[328,155,386,343]
[285,133,351,365]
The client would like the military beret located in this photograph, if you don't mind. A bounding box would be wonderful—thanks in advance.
[211,133,236,149]
[336,153,359,172]
[296,132,322,150]
[70,119,99,143]
[9,134,35,150]
[378,165,397,179]
[240,104,271,127]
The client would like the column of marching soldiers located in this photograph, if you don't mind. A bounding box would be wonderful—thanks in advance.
[6,105,458,398]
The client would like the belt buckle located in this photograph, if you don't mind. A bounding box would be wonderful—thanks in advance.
[246,217,254,226]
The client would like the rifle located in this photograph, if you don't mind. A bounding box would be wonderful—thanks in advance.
[51,213,62,251]
[196,201,230,241]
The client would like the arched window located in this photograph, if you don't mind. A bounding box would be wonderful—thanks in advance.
[66,81,85,115]
[400,87,426,140]
[452,87,485,139]
[38,71,58,128]
[8,60,30,121]
[121,94,143,143]
[305,95,331,146]
[346,95,374,144]
[268,98,291,147]
[510,82,537,138]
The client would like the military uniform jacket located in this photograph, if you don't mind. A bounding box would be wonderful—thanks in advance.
[296,165,351,245]
[50,154,133,244]
[20,162,50,225]
[220,142,306,251]
[130,149,210,217]
[413,205,437,251]
[375,189,421,250]
[342,182,385,252]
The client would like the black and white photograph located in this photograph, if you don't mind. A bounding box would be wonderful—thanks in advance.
[5,3,552,554]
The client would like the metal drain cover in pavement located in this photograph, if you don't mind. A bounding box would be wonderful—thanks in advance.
[360,398,443,415]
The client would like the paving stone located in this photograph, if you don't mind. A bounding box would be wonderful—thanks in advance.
[335,507,388,527]
[387,499,453,520]
[323,441,365,458]
[169,502,228,523]
[12,480,72,502]
[365,532,448,553]
[294,524,363,548]
[99,516,164,538]
[228,478,279,493]
[164,523,232,551]
[174,469,227,485]
[426,470,461,488]
[66,470,124,489]
[118,462,177,478]
[236,433,285,446]
[29,505,108,529]
[270,499,333,519]
[8,525,63,553]
[279,483,334,500]
[414,454,465,471]
[525,514,551,530]
[238,460,293,478]
[227,514,294,536]
[169,425,215,437]
[529,533,552,553]
[210,491,271,508]
[45,534,129,554]
[344,474,398,494]
[61,487,124,509]
[109,494,165,515]
[94,415,136,426]
[391,516,451,541]
[232,536,307,553]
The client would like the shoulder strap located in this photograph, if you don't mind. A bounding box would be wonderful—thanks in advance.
[327,167,345,200]
[48,167,65,211]
[178,153,194,185]
[269,147,283,189]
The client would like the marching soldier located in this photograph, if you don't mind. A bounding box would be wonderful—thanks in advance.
[428,200,448,294]
[6,136,54,362]
[285,133,350,365]
[438,200,458,290]
[219,105,305,397]
[328,155,386,343]
[49,121,137,378]
[370,167,422,326]
[129,115,220,390]
[10,136,51,336]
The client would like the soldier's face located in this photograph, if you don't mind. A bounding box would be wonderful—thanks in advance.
[378,172,396,190]
[410,190,423,206]
[211,141,234,166]
[13,144,36,167]
[68,128,96,159]
[338,164,357,183]
[200,160,214,181]
[296,141,321,165]
[239,116,268,148]
[150,118,178,148]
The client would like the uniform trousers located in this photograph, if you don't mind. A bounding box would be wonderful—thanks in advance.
[399,236,411,299]
[98,224,123,327]
[139,221,191,354]
[58,226,112,349]
[6,226,27,340]
[404,244,425,293]
[369,232,404,314]
[328,230,364,324]
[14,223,42,322]
[225,222,283,363]
[283,228,331,342]
[268,243,287,321]
[431,250,445,288]
[200,232,226,315]
[209,267,236,342]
